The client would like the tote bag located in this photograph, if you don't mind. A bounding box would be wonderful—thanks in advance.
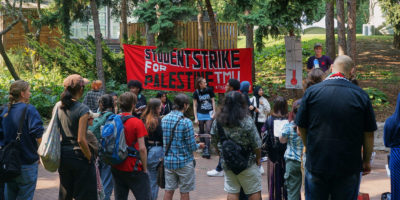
[38,102,61,172]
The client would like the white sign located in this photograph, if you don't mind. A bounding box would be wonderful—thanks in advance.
[285,36,303,89]
[273,119,289,137]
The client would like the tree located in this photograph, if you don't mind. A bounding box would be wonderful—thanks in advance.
[347,0,357,62]
[89,0,106,89]
[254,0,325,51]
[325,0,336,60]
[205,0,218,50]
[134,0,196,52]
[121,0,128,43]
[336,0,347,55]
[0,0,26,80]
[379,0,400,49]
[197,0,205,49]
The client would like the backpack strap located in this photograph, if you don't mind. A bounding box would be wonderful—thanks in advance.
[165,116,184,157]
[16,104,28,141]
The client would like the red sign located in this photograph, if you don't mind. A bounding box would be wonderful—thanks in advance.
[124,45,253,93]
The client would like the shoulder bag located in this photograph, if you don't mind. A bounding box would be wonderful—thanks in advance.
[157,116,183,189]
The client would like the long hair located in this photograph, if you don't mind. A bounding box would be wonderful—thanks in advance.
[141,98,161,133]
[195,77,205,90]
[99,94,114,113]
[4,80,30,117]
[216,91,248,127]
[61,84,84,110]
[271,96,288,118]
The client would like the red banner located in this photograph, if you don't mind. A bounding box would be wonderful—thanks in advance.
[124,45,253,93]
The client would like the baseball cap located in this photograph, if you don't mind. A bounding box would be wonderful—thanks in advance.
[63,74,90,88]
[314,43,323,49]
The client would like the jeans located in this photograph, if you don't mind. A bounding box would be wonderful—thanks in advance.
[5,162,38,200]
[305,170,360,200]
[111,169,151,200]
[99,160,114,200]
[147,146,164,200]
[216,156,222,172]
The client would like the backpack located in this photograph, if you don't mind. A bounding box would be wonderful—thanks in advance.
[262,116,287,163]
[217,122,251,175]
[99,114,140,166]
[89,111,114,140]
[0,104,27,182]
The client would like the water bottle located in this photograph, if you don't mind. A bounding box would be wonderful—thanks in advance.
[314,59,320,69]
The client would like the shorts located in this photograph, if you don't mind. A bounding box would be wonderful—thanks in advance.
[224,164,262,195]
[165,162,195,193]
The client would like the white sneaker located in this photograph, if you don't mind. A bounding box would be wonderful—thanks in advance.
[261,156,268,162]
[259,166,265,175]
[207,169,224,177]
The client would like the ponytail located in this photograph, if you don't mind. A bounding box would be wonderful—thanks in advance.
[4,80,29,117]
[61,84,83,110]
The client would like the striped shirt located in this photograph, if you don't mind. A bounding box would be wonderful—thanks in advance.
[162,110,199,170]
[281,121,303,162]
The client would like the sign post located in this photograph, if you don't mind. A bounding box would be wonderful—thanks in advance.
[285,36,303,89]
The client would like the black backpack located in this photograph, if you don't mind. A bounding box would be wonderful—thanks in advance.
[0,104,27,182]
[217,122,251,175]
[262,116,287,163]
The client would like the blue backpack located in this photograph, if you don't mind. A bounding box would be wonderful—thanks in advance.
[99,114,140,166]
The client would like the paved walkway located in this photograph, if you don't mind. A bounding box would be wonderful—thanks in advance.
[34,152,391,200]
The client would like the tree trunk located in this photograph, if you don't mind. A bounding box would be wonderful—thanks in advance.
[34,0,42,42]
[145,23,156,46]
[336,0,347,55]
[0,36,20,80]
[244,9,255,84]
[90,0,106,90]
[205,0,218,50]
[394,32,400,49]
[121,0,128,46]
[197,0,205,49]
[347,0,357,62]
[325,0,336,60]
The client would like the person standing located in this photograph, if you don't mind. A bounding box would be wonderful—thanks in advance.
[207,78,240,177]
[193,77,215,159]
[262,96,289,200]
[0,80,44,200]
[210,91,262,200]
[83,80,104,112]
[162,93,205,200]
[156,92,172,117]
[88,94,115,200]
[384,93,400,200]
[141,98,164,200]
[306,43,333,73]
[279,100,303,200]
[296,55,377,200]
[111,92,150,200]
[249,86,271,136]
[128,80,147,117]
[57,74,97,200]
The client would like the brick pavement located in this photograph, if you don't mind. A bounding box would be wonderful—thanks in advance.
[34,152,391,200]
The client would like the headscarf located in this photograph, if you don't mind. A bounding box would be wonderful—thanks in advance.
[384,93,400,148]
[240,81,251,106]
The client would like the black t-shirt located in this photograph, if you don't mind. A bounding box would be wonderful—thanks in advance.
[58,101,90,150]
[296,79,377,175]
[145,118,163,148]
[193,88,215,114]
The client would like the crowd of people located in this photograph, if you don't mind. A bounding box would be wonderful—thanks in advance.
[0,42,397,200]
